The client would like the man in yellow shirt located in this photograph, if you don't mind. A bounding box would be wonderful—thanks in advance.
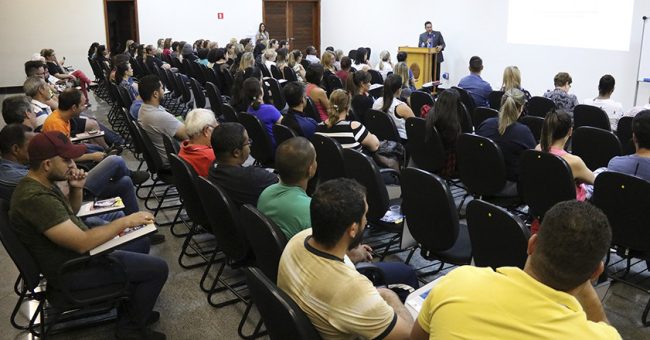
[411,200,621,339]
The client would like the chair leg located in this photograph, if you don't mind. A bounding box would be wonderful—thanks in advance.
[237,302,267,340]
[643,296,650,326]
[10,286,29,330]
[178,223,214,269]
[200,251,223,293]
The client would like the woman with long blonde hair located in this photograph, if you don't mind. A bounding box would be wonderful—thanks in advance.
[500,66,531,100]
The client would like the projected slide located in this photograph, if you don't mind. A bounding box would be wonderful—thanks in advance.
[507,0,634,51]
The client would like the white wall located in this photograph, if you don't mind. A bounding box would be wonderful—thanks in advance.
[137,0,263,49]
[0,1,105,88]
[321,0,650,108]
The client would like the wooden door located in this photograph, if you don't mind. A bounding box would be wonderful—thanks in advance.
[263,0,320,55]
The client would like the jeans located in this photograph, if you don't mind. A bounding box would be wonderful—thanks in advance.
[83,211,150,254]
[85,155,139,215]
[64,250,168,331]
[98,121,125,146]
[374,262,419,289]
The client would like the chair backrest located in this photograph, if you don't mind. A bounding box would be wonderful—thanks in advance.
[240,205,287,282]
[368,84,384,99]
[404,117,444,173]
[270,64,283,79]
[272,124,297,147]
[116,86,133,112]
[205,82,224,117]
[368,69,383,84]
[174,73,192,104]
[171,57,183,72]
[196,177,249,261]
[615,116,636,155]
[401,168,460,251]
[257,62,272,78]
[466,199,530,269]
[164,69,180,98]
[238,112,275,166]
[488,90,504,110]
[283,66,298,82]
[189,77,207,109]
[452,86,476,117]
[592,171,650,252]
[203,64,220,87]
[221,104,239,123]
[0,199,42,292]
[518,115,544,143]
[311,134,346,182]
[162,134,180,157]
[244,267,321,340]
[263,77,286,111]
[342,149,389,222]
[457,133,507,196]
[519,150,576,219]
[364,109,400,142]
[194,63,208,84]
[472,107,499,131]
[458,102,474,133]
[525,96,555,117]
[409,91,434,118]
[135,122,167,173]
[302,97,322,123]
[572,126,621,171]
[168,154,209,228]
[324,74,343,97]
[573,104,612,131]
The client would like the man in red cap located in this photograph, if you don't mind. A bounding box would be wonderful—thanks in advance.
[9,131,169,340]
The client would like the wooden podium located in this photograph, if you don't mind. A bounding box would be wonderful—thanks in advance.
[398,47,439,89]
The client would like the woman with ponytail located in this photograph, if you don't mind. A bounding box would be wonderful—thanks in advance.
[536,110,594,200]
[347,70,374,118]
[372,74,415,140]
[477,88,536,184]
[315,89,379,153]
[243,77,283,148]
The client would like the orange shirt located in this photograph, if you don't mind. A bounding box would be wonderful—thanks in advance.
[42,110,71,138]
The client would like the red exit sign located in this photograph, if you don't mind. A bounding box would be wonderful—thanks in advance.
[217,12,224,19]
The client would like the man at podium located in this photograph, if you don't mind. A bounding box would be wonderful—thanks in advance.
[418,21,445,81]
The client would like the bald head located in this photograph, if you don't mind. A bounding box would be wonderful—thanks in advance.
[275,137,316,185]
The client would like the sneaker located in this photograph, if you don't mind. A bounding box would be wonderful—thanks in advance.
[106,145,124,156]
[130,170,150,185]
[149,233,165,245]
[116,328,166,340]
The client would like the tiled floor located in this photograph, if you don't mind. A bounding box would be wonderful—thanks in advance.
[0,92,649,339]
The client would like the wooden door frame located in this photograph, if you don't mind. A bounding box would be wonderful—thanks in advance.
[262,0,320,53]
[103,0,140,52]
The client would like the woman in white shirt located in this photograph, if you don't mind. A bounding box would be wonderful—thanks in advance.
[375,50,393,80]
[372,74,415,140]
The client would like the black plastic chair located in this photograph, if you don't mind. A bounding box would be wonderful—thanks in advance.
[189,77,207,109]
[472,107,498,131]
[263,77,286,111]
[518,116,544,143]
[364,109,400,142]
[272,124,297,147]
[257,62,272,78]
[466,199,530,269]
[324,74,343,97]
[311,134,346,182]
[244,267,321,340]
[368,69,383,84]
[409,91,434,118]
[519,150,576,220]
[221,104,239,123]
[196,177,251,307]
[401,168,472,267]
[573,104,611,131]
[458,103,474,133]
[616,116,636,155]
[270,65,283,79]
[303,97,322,123]
[283,66,298,82]
[457,134,511,199]
[368,84,384,99]
[525,96,555,118]
[592,171,650,325]
[488,90,504,110]
[205,82,224,117]
[404,117,444,174]
[453,86,476,118]
[238,112,275,167]
[572,126,622,171]
[240,205,288,283]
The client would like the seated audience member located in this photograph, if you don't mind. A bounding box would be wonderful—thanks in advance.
[162,38,172,56]
[287,50,306,82]
[608,110,650,181]
[282,81,318,138]
[230,64,261,113]
[626,95,650,118]
[305,45,320,64]
[544,72,579,113]
[207,48,228,73]
[181,43,198,62]
[2,95,38,130]
[277,178,414,339]
[41,48,94,103]
[396,51,414,80]
[375,50,394,80]
[115,62,139,101]
[138,75,188,167]
[305,64,330,122]
[197,48,209,66]
[372,74,415,140]
[94,44,111,68]
[335,56,352,84]
[242,77,283,148]
[24,76,54,128]
[348,70,375,119]
[316,89,380,153]
[537,110,594,201]
[477,88,535,193]
[394,62,416,103]
[178,109,218,177]
[24,60,60,109]
[411,200,620,339]
[458,56,493,107]
[262,48,277,72]
[582,74,624,131]
[9,131,168,340]
[257,137,317,239]
[333,49,344,70]
[500,65,531,100]
[109,54,131,82]
[207,122,278,206]
[274,48,288,74]
[352,47,372,71]
[321,51,336,75]
[425,88,462,177]
[145,45,172,71]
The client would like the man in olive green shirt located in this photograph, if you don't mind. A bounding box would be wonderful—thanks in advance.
[257,137,316,239]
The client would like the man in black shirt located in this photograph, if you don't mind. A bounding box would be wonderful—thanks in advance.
[207,122,278,206]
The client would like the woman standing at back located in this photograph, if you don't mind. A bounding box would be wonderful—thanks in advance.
[476,88,536,193]
[372,74,415,141]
